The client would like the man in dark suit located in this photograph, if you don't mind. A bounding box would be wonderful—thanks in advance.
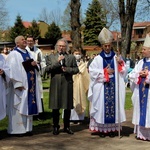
[46,38,79,135]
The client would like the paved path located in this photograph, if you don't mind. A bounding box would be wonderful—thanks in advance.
[0,110,150,150]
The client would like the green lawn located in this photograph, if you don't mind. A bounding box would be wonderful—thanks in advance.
[125,89,133,110]
[0,80,133,131]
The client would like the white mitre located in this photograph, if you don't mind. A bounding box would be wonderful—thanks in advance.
[143,33,150,48]
[98,27,113,44]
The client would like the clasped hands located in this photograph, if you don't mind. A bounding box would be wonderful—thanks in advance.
[106,66,114,75]
[31,60,38,66]
[58,55,66,72]
[139,69,148,78]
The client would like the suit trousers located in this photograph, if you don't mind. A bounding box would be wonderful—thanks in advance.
[52,109,71,129]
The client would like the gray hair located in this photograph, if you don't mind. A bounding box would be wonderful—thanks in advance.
[55,38,70,52]
[15,35,24,44]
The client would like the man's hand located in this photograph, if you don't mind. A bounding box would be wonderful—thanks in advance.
[61,66,66,72]
[0,69,4,75]
[106,66,114,75]
[139,69,148,78]
[31,61,38,66]
[58,55,65,63]
[115,55,122,64]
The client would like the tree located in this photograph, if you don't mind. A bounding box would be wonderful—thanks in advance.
[70,0,82,52]
[61,1,84,31]
[38,7,62,27]
[45,22,62,48]
[99,0,119,29]
[9,15,27,42]
[83,0,106,46]
[61,2,71,31]
[27,20,41,39]
[119,0,138,58]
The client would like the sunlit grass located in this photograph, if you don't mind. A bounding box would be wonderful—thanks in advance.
[125,89,132,110]
[0,81,133,131]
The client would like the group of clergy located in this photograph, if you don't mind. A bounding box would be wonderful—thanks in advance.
[1,27,150,142]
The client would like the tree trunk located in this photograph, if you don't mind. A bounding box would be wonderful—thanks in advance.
[70,0,83,54]
[119,0,137,59]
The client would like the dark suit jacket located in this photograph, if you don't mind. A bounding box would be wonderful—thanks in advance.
[46,52,79,109]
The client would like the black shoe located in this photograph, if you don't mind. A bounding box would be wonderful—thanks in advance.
[63,128,74,135]
[135,136,140,140]
[99,133,105,138]
[25,132,33,136]
[109,132,115,138]
[9,134,25,137]
[53,127,59,135]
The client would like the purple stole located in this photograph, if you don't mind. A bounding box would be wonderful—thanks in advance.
[139,58,150,126]
[14,47,38,115]
[100,50,116,123]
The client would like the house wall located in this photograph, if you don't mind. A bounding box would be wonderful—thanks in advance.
[38,21,49,38]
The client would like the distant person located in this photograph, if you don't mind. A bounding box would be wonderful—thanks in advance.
[87,54,96,72]
[1,47,9,59]
[125,54,135,72]
[125,54,134,87]
[45,38,79,135]
[129,33,150,141]
[6,35,42,137]
[70,48,90,123]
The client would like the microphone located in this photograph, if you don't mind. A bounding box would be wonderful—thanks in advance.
[59,52,65,66]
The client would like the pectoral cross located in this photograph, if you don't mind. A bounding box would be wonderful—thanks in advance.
[107,64,111,69]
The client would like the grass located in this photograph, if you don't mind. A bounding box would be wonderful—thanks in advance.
[0,80,132,131]
[125,89,133,110]
[42,78,50,89]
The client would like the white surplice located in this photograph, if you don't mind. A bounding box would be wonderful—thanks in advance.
[88,54,127,132]
[6,49,42,134]
[129,59,150,140]
[0,54,9,120]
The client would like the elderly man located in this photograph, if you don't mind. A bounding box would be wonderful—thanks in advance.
[46,38,79,135]
[6,35,42,137]
[129,33,150,141]
[88,27,127,138]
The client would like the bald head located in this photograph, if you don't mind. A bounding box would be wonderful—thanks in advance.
[15,35,27,49]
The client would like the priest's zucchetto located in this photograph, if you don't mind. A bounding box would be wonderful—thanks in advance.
[98,27,114,44]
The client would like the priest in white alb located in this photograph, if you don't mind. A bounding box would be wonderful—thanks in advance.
[0,54,9,139]
[129,33,150,141]
[88,27,127,137]
[6,35,42,136]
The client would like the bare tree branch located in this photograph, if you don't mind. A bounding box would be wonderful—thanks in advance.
[0,0,8,29]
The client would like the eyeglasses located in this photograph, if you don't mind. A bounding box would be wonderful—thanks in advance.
[57,45,66,48]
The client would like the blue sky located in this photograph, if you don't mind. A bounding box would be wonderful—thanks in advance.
[6,0,92,27]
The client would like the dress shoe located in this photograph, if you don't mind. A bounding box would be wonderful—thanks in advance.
[13,134,25,137]
[135,136,140,140]
[109,132,115,138]
[63,128,74,135]
[25,131,33,136]
[53,127,59,135]
[99,133,105,138]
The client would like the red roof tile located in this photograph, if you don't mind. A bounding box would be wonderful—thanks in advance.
[22,21,32,28]
[133,22,150,27]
